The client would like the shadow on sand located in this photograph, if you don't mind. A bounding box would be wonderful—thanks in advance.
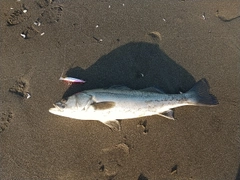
[62,42,195,98]
[235,164,240,180]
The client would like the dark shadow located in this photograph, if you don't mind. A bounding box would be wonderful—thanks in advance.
[138,173,148,180]
[236,163,240,180]
[62,42,195,98]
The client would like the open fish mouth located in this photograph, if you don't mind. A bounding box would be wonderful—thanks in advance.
[52,99,67,111]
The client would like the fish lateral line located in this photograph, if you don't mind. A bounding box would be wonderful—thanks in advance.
[49,78,219,131]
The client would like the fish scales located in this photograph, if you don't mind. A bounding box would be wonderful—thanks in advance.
[88,91,188,112]
[49,78,218,130]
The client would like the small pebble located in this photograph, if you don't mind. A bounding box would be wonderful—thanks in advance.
[34,21,41,26]
[25,92,31,99]
[202,12,206,20]
[171,165,178,175]
[20,33,26,39]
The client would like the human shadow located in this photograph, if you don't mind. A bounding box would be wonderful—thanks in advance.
[62,42,195,98]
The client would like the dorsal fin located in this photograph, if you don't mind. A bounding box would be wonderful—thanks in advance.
[91,101,115,110]
[140,87,165,94]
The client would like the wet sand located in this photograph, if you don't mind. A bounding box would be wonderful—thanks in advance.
[0,0,239,179]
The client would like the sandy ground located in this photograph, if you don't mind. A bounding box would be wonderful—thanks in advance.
[0,0,239,179]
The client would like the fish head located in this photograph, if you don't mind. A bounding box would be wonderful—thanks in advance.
[49,96,79,117]
[49,92,93,119]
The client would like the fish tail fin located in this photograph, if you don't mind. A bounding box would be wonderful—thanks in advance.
[186,78,218,106]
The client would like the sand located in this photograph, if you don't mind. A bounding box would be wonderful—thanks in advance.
[0,0,239,179]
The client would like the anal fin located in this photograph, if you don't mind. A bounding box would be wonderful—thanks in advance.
[158,109,175,120]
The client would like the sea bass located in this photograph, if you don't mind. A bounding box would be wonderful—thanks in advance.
[49,78,218,130]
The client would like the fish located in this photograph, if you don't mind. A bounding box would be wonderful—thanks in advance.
[49,78,218,130]
[59,77,86,83]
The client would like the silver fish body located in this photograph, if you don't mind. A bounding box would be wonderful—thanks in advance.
[49,78,218,130]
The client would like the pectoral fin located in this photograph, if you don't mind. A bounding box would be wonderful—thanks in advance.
[91,101,115,110]
[102,120,121,131]
[158,109,175,120]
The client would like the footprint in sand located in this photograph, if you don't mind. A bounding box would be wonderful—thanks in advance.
[9,78,30,98]
[21,26,42,39]
[36,0,64,24]
[7,4,30,26]
[36,0,53,8]
[38,5,63,24]
[6,0,63,39]
[137,120,149,134]
[98,143,129,178]
[0,111,13,133]
[9,68,34,99]
[216,3,240,22]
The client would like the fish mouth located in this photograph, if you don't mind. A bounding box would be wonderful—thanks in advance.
[49,104,64,115]
[50,99,67,113]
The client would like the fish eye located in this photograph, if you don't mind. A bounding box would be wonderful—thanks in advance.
[61,98,67,104]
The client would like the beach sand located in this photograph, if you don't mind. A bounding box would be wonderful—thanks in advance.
[0,0,239,179]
